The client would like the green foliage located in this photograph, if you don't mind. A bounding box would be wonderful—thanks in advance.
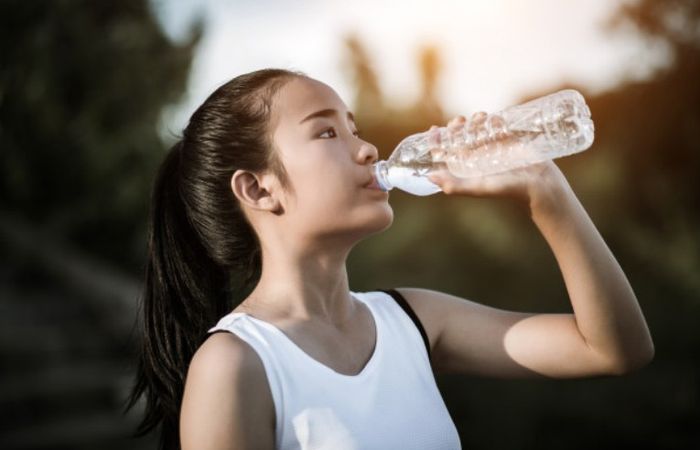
[0,0,200,273]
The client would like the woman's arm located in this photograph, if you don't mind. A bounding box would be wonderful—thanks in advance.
[400,115,654,378]
[526,161,654,373]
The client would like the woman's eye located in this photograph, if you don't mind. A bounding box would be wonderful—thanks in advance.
[317,127,360,139]
[319,128,337,138]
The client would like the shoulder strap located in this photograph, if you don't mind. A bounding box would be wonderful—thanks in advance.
[378,289,432,362]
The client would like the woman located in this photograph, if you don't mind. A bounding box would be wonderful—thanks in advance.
[125,68,654,450]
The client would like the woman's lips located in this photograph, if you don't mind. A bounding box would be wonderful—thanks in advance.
[364,177,383,190]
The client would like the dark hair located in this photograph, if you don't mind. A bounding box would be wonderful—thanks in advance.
[124,68,303,449]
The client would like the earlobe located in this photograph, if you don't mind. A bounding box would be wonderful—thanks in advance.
[231,170,281,213]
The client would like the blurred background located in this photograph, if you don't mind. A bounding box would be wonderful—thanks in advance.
[1,0,698,448]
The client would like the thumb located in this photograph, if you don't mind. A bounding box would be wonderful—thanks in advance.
[427,169,449,185]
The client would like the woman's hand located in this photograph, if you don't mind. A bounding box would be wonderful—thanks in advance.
[426,114,573,217]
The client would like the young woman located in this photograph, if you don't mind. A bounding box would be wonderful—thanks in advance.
[126,68,654,450]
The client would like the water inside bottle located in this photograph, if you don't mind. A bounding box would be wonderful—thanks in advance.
[385,166,442,196]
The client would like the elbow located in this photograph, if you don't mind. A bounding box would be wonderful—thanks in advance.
[608,344,655,375]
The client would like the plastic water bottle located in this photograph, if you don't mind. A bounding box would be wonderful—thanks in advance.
[372,89,595,196]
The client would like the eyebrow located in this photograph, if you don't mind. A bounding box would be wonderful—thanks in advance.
[299,108,355,125]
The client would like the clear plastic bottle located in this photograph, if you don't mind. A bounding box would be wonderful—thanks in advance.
[372,89,595,196]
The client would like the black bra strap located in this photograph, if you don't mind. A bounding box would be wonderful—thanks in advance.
[378,289,432,362]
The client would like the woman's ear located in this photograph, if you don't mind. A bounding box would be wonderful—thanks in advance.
[231,169,283,214]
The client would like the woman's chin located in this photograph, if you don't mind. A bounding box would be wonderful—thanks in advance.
[362,206,394,235]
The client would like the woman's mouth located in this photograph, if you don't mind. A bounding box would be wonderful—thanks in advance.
[364,177,383,190]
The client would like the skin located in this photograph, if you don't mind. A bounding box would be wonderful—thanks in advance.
[180,77,655,449]
[229,76,394,328]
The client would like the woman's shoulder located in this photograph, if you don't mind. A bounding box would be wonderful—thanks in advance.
[198,329,250,358]
[181,331,275,448]
[188,331,267,384]
[184,332,272,414]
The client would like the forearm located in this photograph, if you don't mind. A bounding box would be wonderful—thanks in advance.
[530,178,654,371]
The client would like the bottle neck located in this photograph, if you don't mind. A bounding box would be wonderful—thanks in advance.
[373,160,393,191]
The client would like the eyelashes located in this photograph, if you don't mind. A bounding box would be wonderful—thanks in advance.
[317,127,361,139]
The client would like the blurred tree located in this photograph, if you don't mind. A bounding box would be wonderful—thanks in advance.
[413,44,444,124]
[596,0,700,299]
[608,0,700,48]
[0,0,200,275]
[343,33,385,120]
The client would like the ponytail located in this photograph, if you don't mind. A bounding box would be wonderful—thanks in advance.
[124,140,230,449]
[124,69,301,449]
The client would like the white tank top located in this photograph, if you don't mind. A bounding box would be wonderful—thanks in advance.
[207,289,462,450]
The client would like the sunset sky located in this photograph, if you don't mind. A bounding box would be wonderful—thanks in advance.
[152,0,670,135]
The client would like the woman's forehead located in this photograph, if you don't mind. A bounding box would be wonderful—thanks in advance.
[274,77,348,121]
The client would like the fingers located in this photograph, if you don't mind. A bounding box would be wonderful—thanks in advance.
[447,115,466,131]
[428,113,484,150]
[468,111,488,139]
[470,111,487,123]
[428,124,440,147]
[428,169,484,196]
[428,114,468,136]
[430,113,485,132]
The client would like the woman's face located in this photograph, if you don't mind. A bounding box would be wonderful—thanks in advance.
[269,76,393,244]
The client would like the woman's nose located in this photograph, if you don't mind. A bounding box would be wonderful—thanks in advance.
[357,142,379,165]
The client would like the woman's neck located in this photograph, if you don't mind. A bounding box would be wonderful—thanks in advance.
[241,245,357,326]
